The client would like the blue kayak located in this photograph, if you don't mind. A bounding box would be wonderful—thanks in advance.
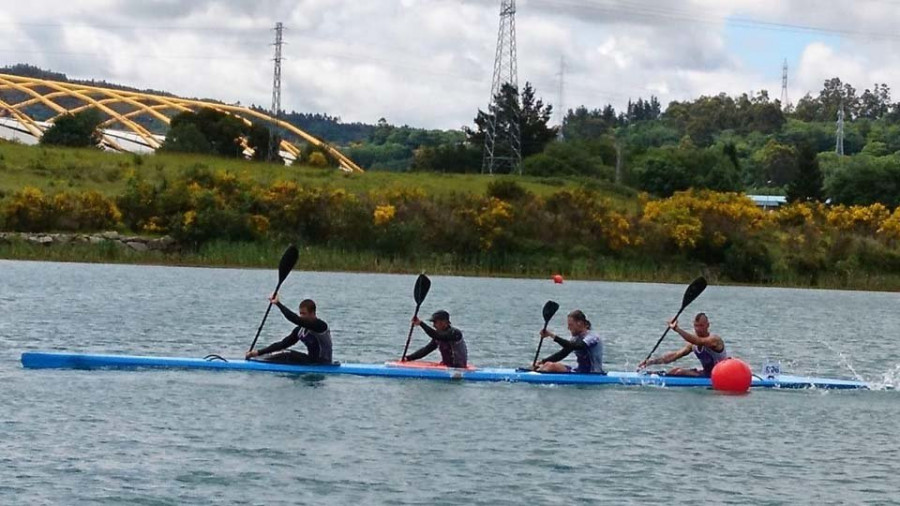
[20,351,872,390]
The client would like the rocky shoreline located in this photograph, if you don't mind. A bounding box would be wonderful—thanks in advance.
[0,231,179,252]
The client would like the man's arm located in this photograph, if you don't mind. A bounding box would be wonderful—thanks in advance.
[405,340,438,361]
[674,326,723,352]
[552,335,587,351]
[541,347,573,364]
[647,343,693,366]
[419,323,462,343]
[256,328,301,356]
[275,302,328,333]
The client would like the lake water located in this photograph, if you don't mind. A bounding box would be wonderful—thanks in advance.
[2,259,898,505]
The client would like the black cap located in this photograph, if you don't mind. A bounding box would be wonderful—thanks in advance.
[429,310,450,322]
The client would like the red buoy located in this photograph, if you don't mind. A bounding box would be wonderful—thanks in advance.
[711,358,752,393]
[552,274,564,284]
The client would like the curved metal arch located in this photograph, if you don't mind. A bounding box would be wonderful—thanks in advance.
[0,73,364,172]
[97,103,190,128]
[60,89,177,126]
[0,77,70,117]
[175,99,363,172]
[35,81,162,148]
[0,97,45,138]
[9,90,81,109]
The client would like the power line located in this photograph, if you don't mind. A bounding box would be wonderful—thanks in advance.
[530,0,900,42]
[0,20,272,34]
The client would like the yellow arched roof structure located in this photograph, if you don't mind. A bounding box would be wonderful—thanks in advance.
[0,73,363,172]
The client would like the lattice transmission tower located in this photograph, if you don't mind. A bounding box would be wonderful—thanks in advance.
[269,22,284,161]
[780,59,791,110]
[482,0,522,175]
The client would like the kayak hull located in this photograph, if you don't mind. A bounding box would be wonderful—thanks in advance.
[20,352,872,390]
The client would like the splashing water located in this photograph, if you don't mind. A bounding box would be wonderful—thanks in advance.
[819,340,866,382]
[873,364,900,391]
[815,341,899,390]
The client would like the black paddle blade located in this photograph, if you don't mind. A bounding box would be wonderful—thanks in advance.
[542,300,560,324]
[414,274,431,306]
[680,276,707,310]
[278,245,300,285]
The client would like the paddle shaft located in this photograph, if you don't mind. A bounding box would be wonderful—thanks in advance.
[401,303,423,360]
[247,280,286,353]
[642,306,687,364]
[531,321,552,369]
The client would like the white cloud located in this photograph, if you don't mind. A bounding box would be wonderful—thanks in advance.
[2,0,900,129]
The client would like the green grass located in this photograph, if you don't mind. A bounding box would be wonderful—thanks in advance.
[6,236,900,290]
[0,141,633,207]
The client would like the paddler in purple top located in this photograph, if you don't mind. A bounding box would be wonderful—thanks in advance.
[637,312,727,377]
[534,310,605,374]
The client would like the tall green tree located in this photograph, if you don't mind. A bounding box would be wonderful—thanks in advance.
[40,109,103,148]
[466,82,557,172]
[786,143,824,203]
[161,108,247,158]
[793,78,860,122]
[755,139,798,186]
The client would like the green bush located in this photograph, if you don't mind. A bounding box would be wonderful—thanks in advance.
[722,238,773,283]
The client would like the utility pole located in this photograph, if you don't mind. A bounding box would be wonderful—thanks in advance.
[836,100,845,156]
[482,0,521,175]
[780,58,791,111]
[615,137,623,184]
[269,22,284,162]
[556,55,566,140]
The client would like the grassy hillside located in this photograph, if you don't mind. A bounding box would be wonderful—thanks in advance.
[0,141,638,209]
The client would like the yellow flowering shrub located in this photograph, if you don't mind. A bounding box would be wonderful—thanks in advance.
[640,190,765,250]
[826,203,890,235]
[183,210,197,227]
[475,197,513,251]
[71,190,122,230]
[877,207,900,241]
[539,189,634,253]
[770,202,826,228]
[3,187,121,232]
[141,217,166,234]
[247,214,270,238]
[373,204,396,226]
[308,152,328,168]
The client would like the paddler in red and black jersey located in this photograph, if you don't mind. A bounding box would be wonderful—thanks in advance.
[245,294,333,365]
[637,312,727,377]
[403,310,468,368]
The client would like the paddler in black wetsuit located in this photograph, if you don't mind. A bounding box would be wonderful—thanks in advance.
[245,294,333,365]
[403,310,468,368]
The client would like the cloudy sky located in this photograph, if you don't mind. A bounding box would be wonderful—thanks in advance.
[2,0,900,130]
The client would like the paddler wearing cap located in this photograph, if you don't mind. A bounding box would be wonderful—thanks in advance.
[403,309,468,368]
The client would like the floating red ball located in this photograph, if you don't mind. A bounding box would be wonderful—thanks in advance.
[711,358,752,393]
[552,274,564,284]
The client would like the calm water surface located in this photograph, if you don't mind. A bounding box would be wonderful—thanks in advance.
[1,259,898,505]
